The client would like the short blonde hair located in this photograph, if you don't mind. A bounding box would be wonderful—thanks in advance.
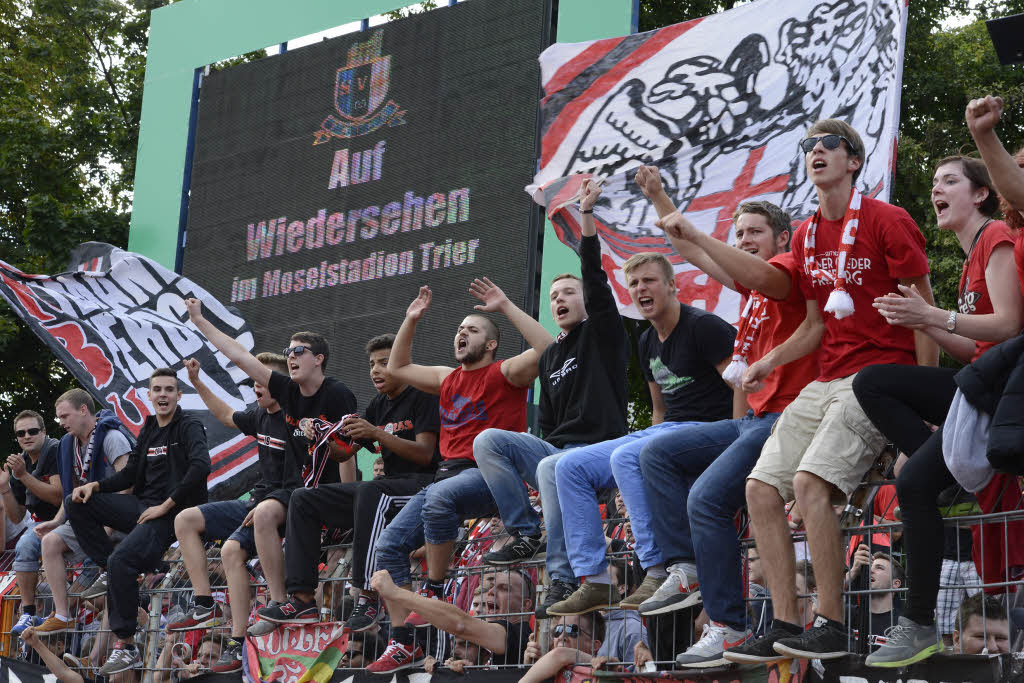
[806,119,865,182]
[622,252,674,285]
[550,272,581,285]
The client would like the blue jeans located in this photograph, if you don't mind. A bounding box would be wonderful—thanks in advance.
[555,422,699,578]
[13,521,41,572]
[474,428,582,584]
[374,467,496,586]
[640,411,780,630]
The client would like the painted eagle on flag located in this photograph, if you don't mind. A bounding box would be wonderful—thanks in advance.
[530,0,906,322]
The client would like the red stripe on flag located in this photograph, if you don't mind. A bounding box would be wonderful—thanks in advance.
[543,37,626,98]
[211,436,255,467]
[540,17,705,168]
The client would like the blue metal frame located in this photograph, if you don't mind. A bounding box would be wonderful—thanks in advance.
[175,66,204,273]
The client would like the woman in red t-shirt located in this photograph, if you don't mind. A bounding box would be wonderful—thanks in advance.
[852,156,1024,665]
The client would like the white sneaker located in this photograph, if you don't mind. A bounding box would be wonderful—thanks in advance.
[676,621,752,668]
[637,563,700,616]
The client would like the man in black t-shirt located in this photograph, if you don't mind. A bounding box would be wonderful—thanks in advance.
[69,368,211,676]
[254,333,440,629]
[3,409,62,636]
[167,352,302,673]
[548,252,736,617]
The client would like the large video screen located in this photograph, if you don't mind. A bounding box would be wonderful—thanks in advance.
[182,0,548,410]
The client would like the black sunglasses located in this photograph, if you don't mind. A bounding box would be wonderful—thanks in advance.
[15,428,41,438]
[552,624,590,638]
[283,345,311,358]
[799,134,853,154]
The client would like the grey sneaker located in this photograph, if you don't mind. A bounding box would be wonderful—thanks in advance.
[248,612,282,636]
[99,641,141,676]
[676,621,752,668]
[546,581,619,616]
[81,572,108,600]
[864,617,939,668]
[638,563,700,616]
[618,574,665,610]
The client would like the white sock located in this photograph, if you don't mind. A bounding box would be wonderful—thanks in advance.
[669,561,698,579]
[645,564,668,579]
[587,568,612,585]
[55,614,71,622]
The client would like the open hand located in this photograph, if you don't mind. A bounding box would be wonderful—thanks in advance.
[406,286,432,321]
[34,519,59,538]
[469,277,509,313]
[873,284,932,329]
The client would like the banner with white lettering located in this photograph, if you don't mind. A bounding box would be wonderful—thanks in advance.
[243,622,348,683]
[529,0,907,322]
[0,242,258,498]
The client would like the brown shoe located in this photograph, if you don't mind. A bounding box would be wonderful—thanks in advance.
[36,614,71,634]
[618,574,665,610]
[546,581,619,616]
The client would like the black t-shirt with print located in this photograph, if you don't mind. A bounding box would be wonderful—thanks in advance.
[364,386,440,478]
[232,407,304,503]
[639,305,735,423]
[11,438,60,522]
[140,424,172,506]
[267,372,357,487]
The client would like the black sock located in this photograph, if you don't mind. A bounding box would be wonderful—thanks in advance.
[425,579,444,596]
[195,595,214,609]
[391,626,413,646]
[773,619,803,634]
[23,606,35,617]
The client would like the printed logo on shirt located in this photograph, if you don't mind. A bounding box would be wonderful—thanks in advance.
[648,357,693,394]
[147,446,167,458]
[441,394,488,428]
[958,275,980,314]
[256,434,286,450]
[381,420,413,434]
[549,357,578,386]
[808,251,874,287]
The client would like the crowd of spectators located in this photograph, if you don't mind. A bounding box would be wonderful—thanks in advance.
[4,97,1024,681]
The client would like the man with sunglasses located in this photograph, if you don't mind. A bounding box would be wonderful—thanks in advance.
[165,352,303,673]
[4,410,62,637]
[520,613,604,683]
[713,119,936,663]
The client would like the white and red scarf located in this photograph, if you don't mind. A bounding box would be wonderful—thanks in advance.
[803,187,861,319]
[722,293,771,387]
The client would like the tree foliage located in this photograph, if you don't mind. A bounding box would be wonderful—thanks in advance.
[3,0,1024,442]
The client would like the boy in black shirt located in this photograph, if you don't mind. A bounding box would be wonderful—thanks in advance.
[4,409,62,636]
[168,352,302,673]
[69,368,211,675]
[473,179,629,619]
[185,298,358,488]
[254,333,440,628]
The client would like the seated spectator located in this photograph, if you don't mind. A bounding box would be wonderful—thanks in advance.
[848,549,904,650]
[4,409,63,637]
[36,389,133,636]
[369,567,533,671]
[952,593,1010,655]
[519,613,604,683]
[154,632,223,683]
[22,626,138,683]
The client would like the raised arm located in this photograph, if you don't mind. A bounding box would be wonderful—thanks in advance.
[21,628,84,683]
[184,358,237,429]
[387,286,455,395]
[185,298,271,387]
[967,96,1024,211]
[578,180,622,316]
[371,570,509,654]
[470,278,554,388]
[742,300,824,393]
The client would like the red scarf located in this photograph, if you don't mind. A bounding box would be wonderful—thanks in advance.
[803,187,861,319]
[723,293,770,387]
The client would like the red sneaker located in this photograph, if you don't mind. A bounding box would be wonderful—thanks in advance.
[365,640,425,674]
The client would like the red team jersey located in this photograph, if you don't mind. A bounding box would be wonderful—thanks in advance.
[736,252,820,416]
[438,360,527,462]
[791,197,930,380]
[958,220,1015,361]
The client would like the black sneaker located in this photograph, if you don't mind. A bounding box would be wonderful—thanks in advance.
[210,640,243,673]
[256,597,319,624]
[482,534,542,565]
[773,615,849,660]
[722,620,803,664]
[346,597,382,632]
[535,579,577,619]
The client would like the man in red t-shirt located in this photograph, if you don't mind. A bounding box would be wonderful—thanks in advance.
[720,119,937,664]
[366,280,552,674]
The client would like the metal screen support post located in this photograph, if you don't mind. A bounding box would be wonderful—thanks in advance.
[142,591,164,683]
[174,66,204,274]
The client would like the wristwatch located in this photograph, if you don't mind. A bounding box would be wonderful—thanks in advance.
[946,309,957,333]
